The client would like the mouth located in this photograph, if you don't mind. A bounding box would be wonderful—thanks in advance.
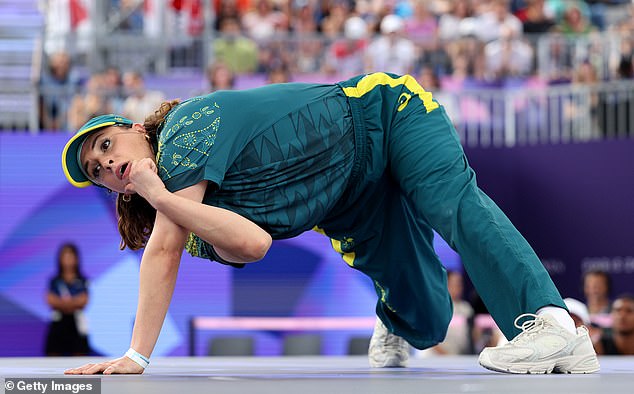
[118,162,129,180]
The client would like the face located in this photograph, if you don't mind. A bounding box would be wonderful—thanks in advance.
[611,298,634,335]
[59,247,78,272]
[584,273,609,299]
[79,125,154,193]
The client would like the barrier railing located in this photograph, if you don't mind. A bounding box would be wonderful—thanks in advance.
[34,79,634,145]
[448,81,634,147]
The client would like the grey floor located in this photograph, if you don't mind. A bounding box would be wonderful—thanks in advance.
[1,356,633,394]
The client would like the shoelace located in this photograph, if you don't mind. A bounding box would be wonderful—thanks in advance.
[381,330,407,352]
[509,313,546,344]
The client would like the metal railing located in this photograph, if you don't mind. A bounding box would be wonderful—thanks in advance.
[13,0,634,141]
[448,81,634,147]
[34,78,633,145]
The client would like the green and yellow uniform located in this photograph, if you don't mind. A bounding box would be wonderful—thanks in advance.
[157,72,566,349]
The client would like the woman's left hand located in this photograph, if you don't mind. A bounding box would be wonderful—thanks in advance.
[64,356,145,375]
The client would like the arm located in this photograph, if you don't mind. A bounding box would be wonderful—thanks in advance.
[126,158,272,263]
[66,168,270,375]
[128,207,188,360]
[149,181,272,263]
[47,292,88,314]
[65,185,194,375]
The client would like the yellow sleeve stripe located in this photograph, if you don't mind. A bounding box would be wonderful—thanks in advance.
[341,72,439,113]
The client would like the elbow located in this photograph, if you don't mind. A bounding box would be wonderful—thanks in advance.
[238,233,272,262]
[247,233,272,262]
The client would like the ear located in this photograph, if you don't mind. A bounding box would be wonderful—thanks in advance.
[132,123,146,133]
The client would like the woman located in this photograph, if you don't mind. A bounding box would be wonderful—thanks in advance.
[45,242,90,356]
[62,72,598,374]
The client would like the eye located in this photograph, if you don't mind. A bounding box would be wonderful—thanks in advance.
[92,164,101,180]
[100,139,110,152]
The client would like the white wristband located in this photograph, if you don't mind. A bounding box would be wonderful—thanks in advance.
[125,348,150,369]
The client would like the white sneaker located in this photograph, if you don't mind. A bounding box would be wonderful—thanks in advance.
[368,317,410,368]
[478,313,600,374]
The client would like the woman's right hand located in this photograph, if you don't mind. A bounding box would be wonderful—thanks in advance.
[64,356,145,375]
[124,158,166,205]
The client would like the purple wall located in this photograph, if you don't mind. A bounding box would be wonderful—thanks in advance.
[464,139,634,301]
[1,133,632,356]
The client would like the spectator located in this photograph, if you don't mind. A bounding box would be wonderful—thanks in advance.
[443,37,487,89]
[213,16,259,74]
[436,270,474,355]
[256,39,294,75]
[475,0,523,43]
[541,32,574,84]
[291,0,318,35]
[101,66,126,114]
[296,36,325,73]
[320,0,351,40]
[515,0,556,34]
[553,2,597,35]
[45,242,90,356]
[594,294,634,355]
[241,0,287,41]
[122,71,166,122]
[206,61,236,92]
[267,64,292,84]
[438,0,474,42]
[583,269,612,317]
[404,0,439,50]
[322,16,369,76]
[365,14,417,75]
[39,51,81,131]
[484,25,534,80]
[213,0,252,20]
[213,0,244,31]
[67,73,114,132]
[290,1,325,73]
[570,60,600,136]
[614,37,633,80]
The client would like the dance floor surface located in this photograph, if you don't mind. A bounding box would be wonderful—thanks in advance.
[1,356,633,394]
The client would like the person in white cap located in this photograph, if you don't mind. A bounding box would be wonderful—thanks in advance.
[365,14,417,76]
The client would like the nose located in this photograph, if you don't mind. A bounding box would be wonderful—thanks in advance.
[98,158,115,173]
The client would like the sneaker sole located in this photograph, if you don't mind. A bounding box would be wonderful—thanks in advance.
[479,352,600,374]
[369,356,408,368]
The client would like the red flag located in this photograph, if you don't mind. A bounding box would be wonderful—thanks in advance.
[69,0,88,29]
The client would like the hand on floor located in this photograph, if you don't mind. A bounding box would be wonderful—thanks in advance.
[64,356,144,375]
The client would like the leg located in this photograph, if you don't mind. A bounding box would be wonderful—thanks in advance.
[388,102,566,340]
[340,183,452,351]
[388,102,599,373]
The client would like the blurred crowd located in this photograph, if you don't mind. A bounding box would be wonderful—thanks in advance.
[38,0,634,131]
[413,268,634,357]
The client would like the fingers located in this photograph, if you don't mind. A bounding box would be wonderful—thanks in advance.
[64,362,111,375]
[64,358,144,375]
[139,158,157,173]
[130,158,155,171]
[103,365,116,375]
